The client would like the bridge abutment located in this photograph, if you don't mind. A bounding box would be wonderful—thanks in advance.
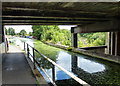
[71,19,120,56]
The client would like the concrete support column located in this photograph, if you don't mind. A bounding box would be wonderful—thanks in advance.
[111,32,116,55]
[105,32,111,54]
[71,27,78,48]
[72,33,77,48]
[106,32,120,56]
[115,32,120,56]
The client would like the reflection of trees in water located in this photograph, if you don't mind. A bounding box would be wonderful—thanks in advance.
[35,52,57,69]
[34,41,59,69]
[38,57,54,69]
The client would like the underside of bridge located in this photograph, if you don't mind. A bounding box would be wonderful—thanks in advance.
[2,2,120,25]
[2,2,120,56]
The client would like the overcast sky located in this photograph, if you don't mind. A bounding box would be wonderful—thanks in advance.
[5,25,76,33]
[5,25,32,34]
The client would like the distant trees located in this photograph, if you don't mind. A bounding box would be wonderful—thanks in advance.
[78,32,106,47]
[19,29,27,36]
[6,27,15,36]
[29,32,33,36]
[32,25,71,46]
[5,28,33,37]
[32,25,106,47]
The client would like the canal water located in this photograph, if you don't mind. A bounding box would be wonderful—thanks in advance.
[9,37,120,86]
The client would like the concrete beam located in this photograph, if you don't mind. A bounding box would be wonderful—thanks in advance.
[73,19,120,33]
[3,23,80,25]
[3,9,107,19]
[2,20,97,24]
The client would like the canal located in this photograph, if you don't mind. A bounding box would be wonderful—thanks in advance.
[9,37,120,86]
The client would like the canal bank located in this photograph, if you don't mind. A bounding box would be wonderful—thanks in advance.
[33,40,120,86]
[43,41,120,64]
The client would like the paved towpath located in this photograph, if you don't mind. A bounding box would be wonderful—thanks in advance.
[2,45,37,86]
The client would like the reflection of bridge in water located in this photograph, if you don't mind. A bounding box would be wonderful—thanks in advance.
[45,52,118,85]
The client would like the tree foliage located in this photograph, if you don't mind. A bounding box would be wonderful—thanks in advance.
[19,29,27,36]
[32,25,71,46]
[78,32,106,47]
[32,25,106,47]
[7,27,15,36]
[29,32,33,36]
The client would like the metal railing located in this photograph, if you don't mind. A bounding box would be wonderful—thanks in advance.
[23,42,90,86]
[24,42,57,86]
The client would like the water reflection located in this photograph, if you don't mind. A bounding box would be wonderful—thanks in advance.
[37,50,106,85]
[56,51,71,72]
[56,51,105,74]
[37,57,71,82]
[72,55,105,73]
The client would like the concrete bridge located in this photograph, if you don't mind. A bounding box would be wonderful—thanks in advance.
[2,2,120,56]
[0,1,120,86]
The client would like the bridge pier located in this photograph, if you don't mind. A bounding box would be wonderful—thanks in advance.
[106,32,120,56]
[106,32,116,55]
[115,32,120,56]
[111,32,116,55]
[71,27,78,48]
[71,19,120,56]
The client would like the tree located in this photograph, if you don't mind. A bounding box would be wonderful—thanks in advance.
[19,29,27,36]
[7,27,15,36]
[79,32,106,47]
[32,25,59,40]
[32,25,71,46]
[29,32,33,36]
[5,28,8,35]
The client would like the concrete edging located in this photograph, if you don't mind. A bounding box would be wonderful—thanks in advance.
[43,41,120,64]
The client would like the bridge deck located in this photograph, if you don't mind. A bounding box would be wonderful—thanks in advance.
[2,45,37,86]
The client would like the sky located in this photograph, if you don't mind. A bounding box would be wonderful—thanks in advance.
[5,25,77,33]
[59,25,76,30]
[5,25,33,34]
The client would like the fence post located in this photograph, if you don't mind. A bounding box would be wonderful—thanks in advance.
[33,48,36,69]
[27,44,29,58]
[24,42,25,51]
